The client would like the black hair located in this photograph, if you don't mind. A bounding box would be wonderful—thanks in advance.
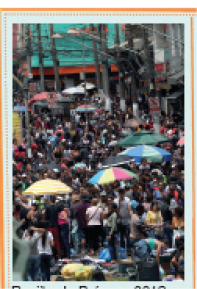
[161,239,169,246]
[136,204,145,213]
[50,195,56,204]
[119,188,125,194]
[110,203,118,210]
[38,222,48,248]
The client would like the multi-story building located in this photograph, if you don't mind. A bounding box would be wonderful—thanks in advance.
[18,24,123,92]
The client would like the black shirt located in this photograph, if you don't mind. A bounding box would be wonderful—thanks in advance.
[160,203,172,224]
[45,204,59,228]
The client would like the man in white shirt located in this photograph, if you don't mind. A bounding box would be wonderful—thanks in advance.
[114,188,133,253]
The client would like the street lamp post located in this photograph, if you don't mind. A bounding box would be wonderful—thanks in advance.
[82,34,88,130]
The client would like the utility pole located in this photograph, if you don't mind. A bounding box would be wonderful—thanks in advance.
[100,24,111,113]
[143,26,154,96]
[82,34,88,129]
[115,24,126,111]
[125,24,138,117]
[37,24,45,92]
[25,24,32,158]
[49,24,61,93]
[89,24,101,89]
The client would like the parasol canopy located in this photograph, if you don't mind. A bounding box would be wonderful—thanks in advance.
[101,155,133,169]
[88,167,138,185]
[124,117,143,128]
[23,179,72,196]
[118,130,170,147]
[77,82,95,90]
[62,87,85,94]
[119,145,172,163]
[177,136,184,146]
[75,104,98,113]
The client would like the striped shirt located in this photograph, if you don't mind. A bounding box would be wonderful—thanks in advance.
[74,202,90,228]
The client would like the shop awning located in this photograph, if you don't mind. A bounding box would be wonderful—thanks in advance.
[167,90,184,104]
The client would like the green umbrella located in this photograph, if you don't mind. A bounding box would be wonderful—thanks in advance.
[118,130,170,147]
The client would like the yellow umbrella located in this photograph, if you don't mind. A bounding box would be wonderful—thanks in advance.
[23,179,72,196]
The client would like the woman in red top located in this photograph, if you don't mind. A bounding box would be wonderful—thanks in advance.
[58,205,70,259]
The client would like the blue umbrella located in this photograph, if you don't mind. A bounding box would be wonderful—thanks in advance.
[13,105,25,112]
[119,145,172,163]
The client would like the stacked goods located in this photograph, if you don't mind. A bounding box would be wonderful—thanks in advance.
[61,263,94,281]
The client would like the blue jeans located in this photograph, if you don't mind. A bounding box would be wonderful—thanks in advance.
[120,224,131,250]
[60,223,70,258]
[163,224,173,248]
[40,254,51,281]
[28,256,40,281]
[108,234,117,261]
[133,239,150,259]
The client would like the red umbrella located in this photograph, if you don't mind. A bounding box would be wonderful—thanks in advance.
[29,92,48,103]
[29,92,59,104]
[177,136,184,146]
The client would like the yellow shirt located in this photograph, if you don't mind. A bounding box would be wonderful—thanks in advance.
[173,217,184,229]
[145,211,163,225]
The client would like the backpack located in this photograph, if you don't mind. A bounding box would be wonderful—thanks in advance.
[136,257,161,281]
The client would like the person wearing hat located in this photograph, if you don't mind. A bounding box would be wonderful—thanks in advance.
[74,193,90,255]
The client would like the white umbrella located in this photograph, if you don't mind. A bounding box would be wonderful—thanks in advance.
[62,87,85,94]
[108,140,118,147]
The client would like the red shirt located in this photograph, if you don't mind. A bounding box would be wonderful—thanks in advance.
[16,162,23,171]
[31,143,38,152]
[166,190,179,203]
[56,129,64,140]
[14,151,25,159]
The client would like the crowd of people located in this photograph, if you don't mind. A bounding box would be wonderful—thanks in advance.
[13,92,184,281]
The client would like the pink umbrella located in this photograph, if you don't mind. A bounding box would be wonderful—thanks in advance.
[29,92,59,104]
[124,117,143,128]
[177,136,184,146]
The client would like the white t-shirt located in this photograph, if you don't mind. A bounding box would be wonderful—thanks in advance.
[37,231,53,255]
[86,206,103,226]
[139,164,150,170]
[114,197,131,225]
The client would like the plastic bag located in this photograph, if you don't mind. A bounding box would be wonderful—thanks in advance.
[99,248,111,262]
[119,247,126,259]
[75,265,94,281]
[61,263,84,278]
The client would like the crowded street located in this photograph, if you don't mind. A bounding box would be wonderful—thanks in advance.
[12,23,185,282]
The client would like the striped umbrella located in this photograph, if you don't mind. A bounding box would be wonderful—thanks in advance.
[119,145,172,163]
[75,104,98,113]
[77,82,95,90]
[23,179,72,196]
[88,167,138,185]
